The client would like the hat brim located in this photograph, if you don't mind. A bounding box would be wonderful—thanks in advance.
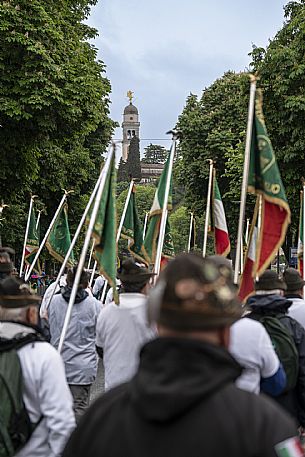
[158,305,243,331]
[286,279,305,291]
[117,272,156,283]
[0,294,41,308]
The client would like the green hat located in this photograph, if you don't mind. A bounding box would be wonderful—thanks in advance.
[117,258,155,284]
[149,253,242,331]
[0,277,41,308]
[283,268,305,292]
[255,270,287,292]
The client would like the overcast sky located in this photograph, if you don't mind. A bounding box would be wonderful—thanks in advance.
[88,0,286,156]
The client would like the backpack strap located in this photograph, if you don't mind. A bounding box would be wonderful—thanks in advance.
[0,332,45,353]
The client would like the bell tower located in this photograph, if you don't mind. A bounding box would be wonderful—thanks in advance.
[122,91,140,161]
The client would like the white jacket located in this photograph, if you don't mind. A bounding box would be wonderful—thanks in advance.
[96,293,156,390]
[0,322,76,457]
[288,296,305,329]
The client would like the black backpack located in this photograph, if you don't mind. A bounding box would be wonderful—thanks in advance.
[251,313,299,392]
[0,332,44,457]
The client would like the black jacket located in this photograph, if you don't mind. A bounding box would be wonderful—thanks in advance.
[248,294,305,426]
[63,337,297,457]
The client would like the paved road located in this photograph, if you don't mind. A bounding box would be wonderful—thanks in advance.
[90,359,105,403]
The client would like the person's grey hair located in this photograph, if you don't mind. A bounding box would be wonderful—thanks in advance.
[0,306,28,322]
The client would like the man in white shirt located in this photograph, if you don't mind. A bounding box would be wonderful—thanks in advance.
[0,276,75,457]
[230,317,285,395]
[284,267,305,329]
[96,259,156,390]
[92,275,105,298]
[209,255,286,397]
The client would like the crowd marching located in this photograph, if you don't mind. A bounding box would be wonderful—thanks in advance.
[1,77,305,457]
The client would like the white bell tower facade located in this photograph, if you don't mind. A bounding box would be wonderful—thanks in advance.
[122,91,140,161]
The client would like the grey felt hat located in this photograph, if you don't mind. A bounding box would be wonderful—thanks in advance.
[283,268,305,292]
[255,270,287,291]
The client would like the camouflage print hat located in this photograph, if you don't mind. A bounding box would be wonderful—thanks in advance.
[0,277,41,308]
[149,253,242,331]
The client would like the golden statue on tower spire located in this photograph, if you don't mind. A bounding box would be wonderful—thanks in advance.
[127,90,134,103]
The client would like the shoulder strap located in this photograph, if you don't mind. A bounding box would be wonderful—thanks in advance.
[0,332,45,353]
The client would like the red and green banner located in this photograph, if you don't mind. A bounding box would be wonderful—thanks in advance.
[298,190,304,277]
[46,204,74,266]
[238,199,259,302]
[248,89,291,277]
[212,171,230,257]
[144,153,175,265]
[24,205,41,274]
[121,184,149,264]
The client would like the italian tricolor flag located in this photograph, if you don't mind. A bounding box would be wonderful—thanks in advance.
[275,436,304,457]
[238,201,258,302]
[298,190,304,277]
[212,171,230,257]
[143,151,175,265]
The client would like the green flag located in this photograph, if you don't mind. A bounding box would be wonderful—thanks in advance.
[248,88,291,275]
[46,204,74,265]
[25,205,41,274]
[144,153,175,264]
[121,185,149,264]
[89,153,118,303]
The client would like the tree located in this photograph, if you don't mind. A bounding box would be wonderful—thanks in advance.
[169,206,191,254]
[142,144,168,164]
[117,185,155,225]
[0,0,115,256]
[117,158,129,183]
[249,0,305,254]
[126,136,142,180]
[175,73,250,246]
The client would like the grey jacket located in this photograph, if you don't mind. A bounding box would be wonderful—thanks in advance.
[49,293,101,385]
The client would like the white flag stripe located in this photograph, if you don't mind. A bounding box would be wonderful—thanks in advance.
[214,199,228,233]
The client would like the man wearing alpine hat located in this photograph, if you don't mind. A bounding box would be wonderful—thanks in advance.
[95,258,156,390]
[284,267,305,330]
[0,276,75,457]
[64,254,300,457]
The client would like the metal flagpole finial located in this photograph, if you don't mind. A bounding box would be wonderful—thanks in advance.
[0,202,9,214]
[166,129,180,141]
[249,73,259,83]
[0,202,9,221]
[62,189,74,196]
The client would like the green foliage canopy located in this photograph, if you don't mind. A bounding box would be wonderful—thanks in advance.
[0,0,115,258]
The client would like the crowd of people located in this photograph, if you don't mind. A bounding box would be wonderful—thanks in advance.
[1,245,305,456]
